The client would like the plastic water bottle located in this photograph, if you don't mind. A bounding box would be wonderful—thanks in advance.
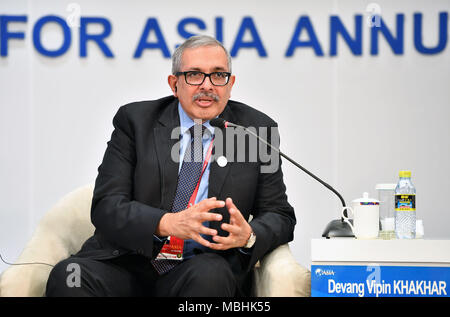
[394,171,416,239]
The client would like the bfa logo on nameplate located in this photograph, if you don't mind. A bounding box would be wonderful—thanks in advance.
[311,264,450,297]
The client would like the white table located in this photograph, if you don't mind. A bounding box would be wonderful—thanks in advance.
[310,238,450,297]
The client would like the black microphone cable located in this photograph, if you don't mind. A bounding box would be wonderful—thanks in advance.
[0,252,54,268]
[209,117,347,209]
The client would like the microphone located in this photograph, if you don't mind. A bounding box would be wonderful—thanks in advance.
[210,118,238,128]
[210,117,353,238]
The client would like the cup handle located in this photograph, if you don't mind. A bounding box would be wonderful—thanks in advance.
[341,206,355,233]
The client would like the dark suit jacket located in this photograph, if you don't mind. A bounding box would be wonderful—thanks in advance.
[77,96,296,295]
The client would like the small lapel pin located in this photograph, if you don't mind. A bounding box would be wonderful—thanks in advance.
[217,156,227,167]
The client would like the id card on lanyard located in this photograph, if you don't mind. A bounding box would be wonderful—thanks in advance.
[155,138,214,261]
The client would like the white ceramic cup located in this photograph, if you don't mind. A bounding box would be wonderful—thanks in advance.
[342,192,380,239]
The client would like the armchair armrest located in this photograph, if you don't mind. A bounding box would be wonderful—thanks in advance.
[252,244,311,297]
[0,184,95,297]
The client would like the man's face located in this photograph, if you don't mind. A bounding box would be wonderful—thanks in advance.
[168,45,235,122]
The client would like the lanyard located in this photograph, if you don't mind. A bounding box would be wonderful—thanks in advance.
[187,136,214,208]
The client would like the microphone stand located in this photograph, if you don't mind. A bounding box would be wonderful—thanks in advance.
[216,119,354,238]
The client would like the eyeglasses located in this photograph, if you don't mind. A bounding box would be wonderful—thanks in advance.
[175,71,231,86]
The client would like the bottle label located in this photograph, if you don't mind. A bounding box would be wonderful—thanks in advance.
[395,194,416,211]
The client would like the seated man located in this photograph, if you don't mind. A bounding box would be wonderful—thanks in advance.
[46,35,296,297]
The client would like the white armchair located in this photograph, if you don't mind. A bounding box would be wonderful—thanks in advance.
[0,184,310,297]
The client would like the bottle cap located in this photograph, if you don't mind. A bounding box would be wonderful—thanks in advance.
[399,171,411,178]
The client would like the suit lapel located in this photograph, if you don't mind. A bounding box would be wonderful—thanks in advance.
[208,105,237,199]
[208,105,238,235]
[154,100,180,211]
[208,147,230,200]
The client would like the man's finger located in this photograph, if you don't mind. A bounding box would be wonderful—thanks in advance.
[226,198,245,225]
[197,198,225,212]
[212,234,232,244]
[198,212,222,222]
[190,197,217,210]
[220,222,240,235]
[208,239,229,250]
[208,243,227,251]
[198,225,218,237]
[192,234,213,248]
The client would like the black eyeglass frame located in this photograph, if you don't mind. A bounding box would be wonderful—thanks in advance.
[175,71,232,86]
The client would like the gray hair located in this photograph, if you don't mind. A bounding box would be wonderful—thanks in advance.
[172,35,232,75]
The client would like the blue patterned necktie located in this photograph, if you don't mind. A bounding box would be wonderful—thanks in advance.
[152,124,207,274]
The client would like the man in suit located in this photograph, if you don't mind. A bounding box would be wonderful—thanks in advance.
[46,35,295,297]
